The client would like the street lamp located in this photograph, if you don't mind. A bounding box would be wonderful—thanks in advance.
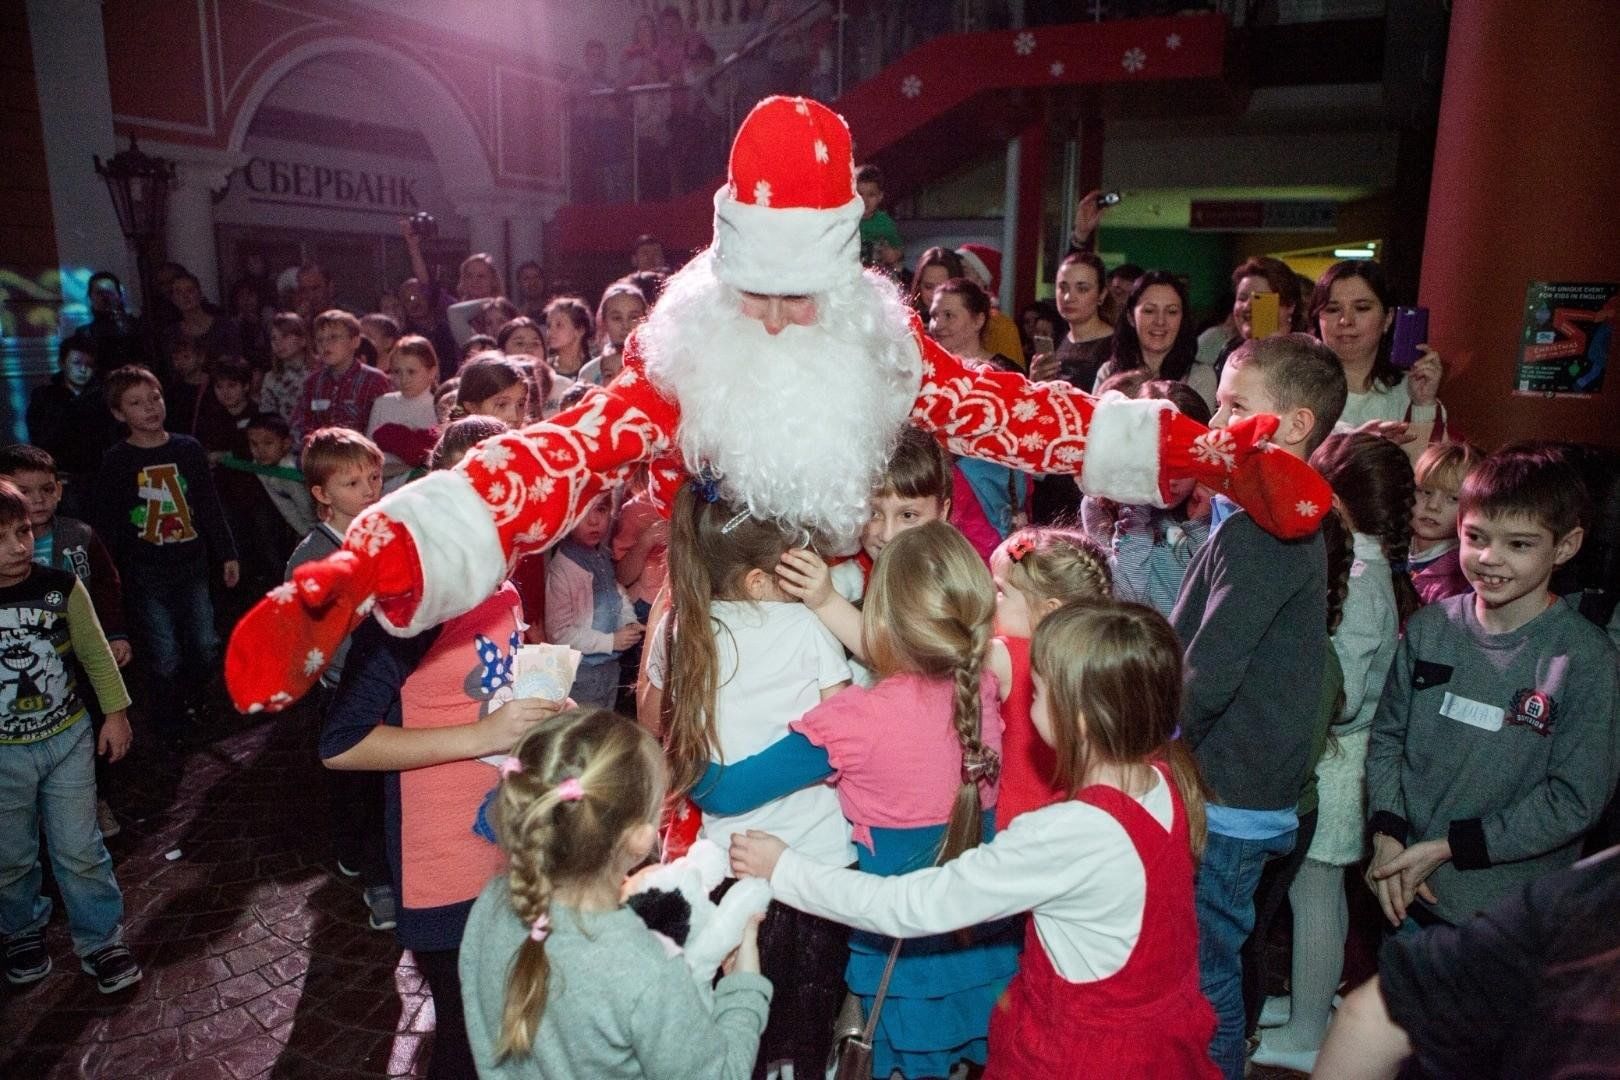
[94,137,174,329]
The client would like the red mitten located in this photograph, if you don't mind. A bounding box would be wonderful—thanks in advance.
[1161,412,1333,539]
[224,521,421,713]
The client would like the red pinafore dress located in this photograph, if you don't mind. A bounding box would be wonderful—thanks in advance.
[984,763,1218,1079]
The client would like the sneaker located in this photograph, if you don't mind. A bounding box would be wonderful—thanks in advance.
[97,799,122,839]
[364,885,397,931]
[1249,1033,1320,1074]
[80,944,141,994]
[335,859,359,878]
[4,932,51,985]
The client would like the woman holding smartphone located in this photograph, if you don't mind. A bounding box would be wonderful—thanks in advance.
[1311,260,1447,460]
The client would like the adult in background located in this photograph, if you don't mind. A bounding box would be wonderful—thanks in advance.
[1212,256,1305,376]
[514,261,549,323]
[1029,251,1115,393]
[1094,271,1217,411]
[26,334,119,516]
[398,217,462,381]
[81,272,150,374]
[294,262,336,324]
[1311,259,1447,463]
[954,244,1026,369]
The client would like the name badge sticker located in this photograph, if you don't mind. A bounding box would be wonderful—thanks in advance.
[1440,692,1505,732]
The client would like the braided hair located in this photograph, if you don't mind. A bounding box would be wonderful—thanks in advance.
[490,709,664,1060]
[1311,432,1421,625]
[862,522,997,863]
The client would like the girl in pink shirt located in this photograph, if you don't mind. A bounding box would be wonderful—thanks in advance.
[694,522,1019,1078]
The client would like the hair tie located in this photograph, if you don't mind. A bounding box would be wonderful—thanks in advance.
[962,748,1001,784]
[529,913,551,942]
[555,777,585,802]
[1006,534,1036,563]
[498,756,523,779]
[696,465,722,504]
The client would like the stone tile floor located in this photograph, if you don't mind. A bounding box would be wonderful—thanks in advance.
[0,703,437,1079]
[0,699,1328,1078]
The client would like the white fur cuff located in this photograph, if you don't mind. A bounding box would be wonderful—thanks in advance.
[710,186,865,295]
[371,470,508,636]
[1079,392,1172,508]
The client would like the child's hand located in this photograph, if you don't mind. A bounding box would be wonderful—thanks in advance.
[477,697,564,756]
[1366,833,1413,926]
[730,830,786,880]
[1352,418,1415,446]
[613,622,645,650]
[98,710,133,763]
[222,560,241,588]
[722,913,766,977]
[1370,837,1448,922]
[776,549,833,609]
[109,640,133,667]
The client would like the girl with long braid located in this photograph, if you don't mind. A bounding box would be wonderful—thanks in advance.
[459,708,769,1078]
[694,522,1020,1078]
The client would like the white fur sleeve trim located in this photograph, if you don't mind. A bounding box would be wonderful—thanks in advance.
[372,470,508,636]
[709,186,866,295]
[1079,392,1172,508]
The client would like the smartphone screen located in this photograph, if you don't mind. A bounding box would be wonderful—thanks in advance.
[1249,292,1281,339]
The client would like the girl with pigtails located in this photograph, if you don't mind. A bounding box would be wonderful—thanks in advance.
[640,481,857,1079]
[459,708,770,1078]
[696,521,1020,1079]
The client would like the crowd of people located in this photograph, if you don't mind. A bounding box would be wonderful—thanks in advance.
[5,98,1620,1080]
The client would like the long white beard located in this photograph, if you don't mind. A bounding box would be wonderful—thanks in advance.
[642,252,922,546]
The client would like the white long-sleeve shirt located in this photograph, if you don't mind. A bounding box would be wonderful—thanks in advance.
[770,773,1175,982]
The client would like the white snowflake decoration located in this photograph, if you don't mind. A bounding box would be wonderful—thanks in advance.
[355,594,376,617]
[1050,61,1066,78]
[900,74,922,99]
[1190,429,1238,471]
[1013,31,1036,56]
[477,442,513,471]
[1122,47,1147,74]
[813,139,829,164]
[268,582,297,605]
[1012,399,1038,421]
[1296,500,1320,519]
[303,648,326,677]
[300,577,322,595]
[753,179,772,206]
[349,515,396,557]
[1166,33,1182,50]
[1055,445,1083,464]
[487,480,506,502]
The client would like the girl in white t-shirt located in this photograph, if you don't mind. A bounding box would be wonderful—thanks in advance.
[641,480,852,1080]
[732,598,1220,1079]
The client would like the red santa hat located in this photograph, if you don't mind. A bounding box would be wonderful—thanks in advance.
[710,96,865,295]
[955,243,1002,294]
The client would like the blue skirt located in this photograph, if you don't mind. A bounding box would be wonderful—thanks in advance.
[848,816,1020,1078]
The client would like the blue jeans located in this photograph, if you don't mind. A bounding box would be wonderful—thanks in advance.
[124,559,218,704]
[0,722,124,955]
[1195,828,1298,1080]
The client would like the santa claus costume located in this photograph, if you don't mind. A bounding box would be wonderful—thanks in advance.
[225,96,1331,723]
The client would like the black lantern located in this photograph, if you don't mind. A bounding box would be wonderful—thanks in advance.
[94,138,174,362]
[95,137,175,244]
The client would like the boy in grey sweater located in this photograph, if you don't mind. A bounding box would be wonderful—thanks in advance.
[1171,333,1348,1079]
[1367,445,1620,927]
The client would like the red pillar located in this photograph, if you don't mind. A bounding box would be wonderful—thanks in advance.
[1418,0,1620,450]
[1010,114,1048,317]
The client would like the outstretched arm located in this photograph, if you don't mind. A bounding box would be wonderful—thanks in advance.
[909,323,1331,540]
[226,338,679,713]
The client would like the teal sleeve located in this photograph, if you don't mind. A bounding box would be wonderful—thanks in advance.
[690,733,834,815]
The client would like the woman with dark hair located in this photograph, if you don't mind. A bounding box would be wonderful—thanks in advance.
[908,246,966,322]
[1028,251,1113,392]
[1310,259,1446,461]
[1212,256,1306,376]
[1094,271,1215,410]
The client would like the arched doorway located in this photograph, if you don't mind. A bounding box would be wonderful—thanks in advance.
[214,39,499,313]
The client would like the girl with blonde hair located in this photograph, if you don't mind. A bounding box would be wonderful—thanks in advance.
[698,521,1020,1078]
[732,598,1218,1079]
[459,708,769,1077]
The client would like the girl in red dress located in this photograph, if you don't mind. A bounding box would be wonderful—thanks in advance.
[731,597,1219,1078]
